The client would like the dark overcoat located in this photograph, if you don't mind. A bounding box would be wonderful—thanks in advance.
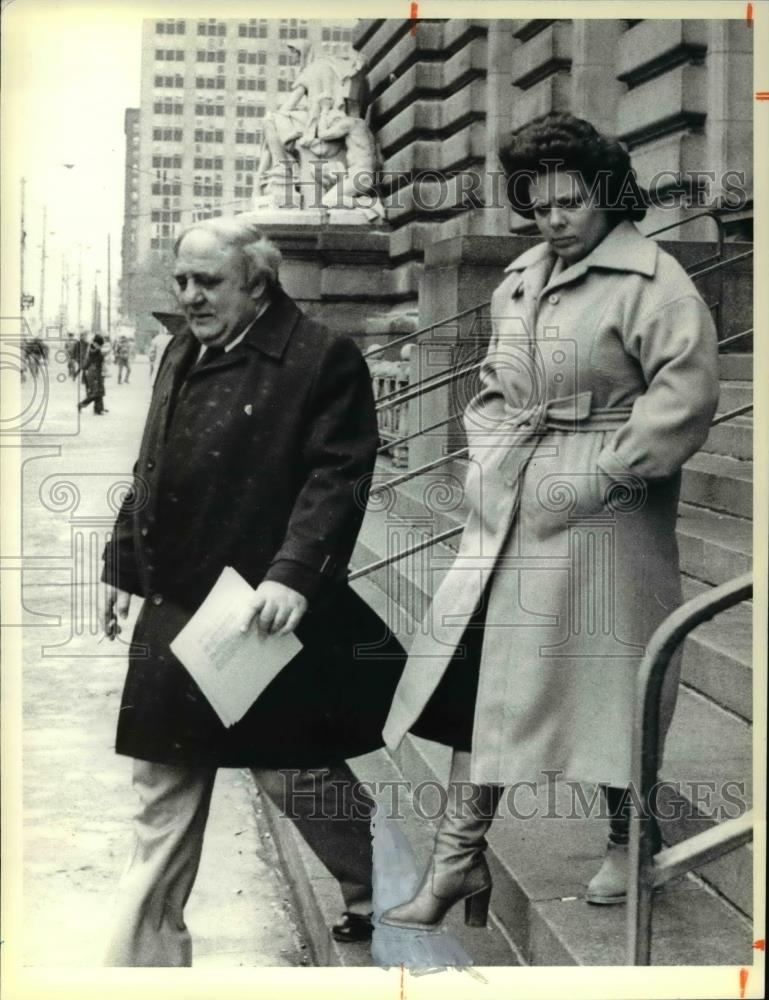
[82,344,105,397]
[103,287,405,767]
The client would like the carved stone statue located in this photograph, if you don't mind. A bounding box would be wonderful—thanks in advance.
[253,44,383,220]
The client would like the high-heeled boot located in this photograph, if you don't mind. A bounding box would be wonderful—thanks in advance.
[380,750,501,931]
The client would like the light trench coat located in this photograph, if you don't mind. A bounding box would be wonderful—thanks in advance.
[383,220,720,787]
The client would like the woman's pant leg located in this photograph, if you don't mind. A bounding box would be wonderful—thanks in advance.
[605,785,662,853]
[104,758,217,967]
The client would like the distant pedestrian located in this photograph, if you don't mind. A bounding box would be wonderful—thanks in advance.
[78,334,108,415]
[23,336,48,379]
[65,333,79,379]
[115,336,133,385]
[147,329,173,385]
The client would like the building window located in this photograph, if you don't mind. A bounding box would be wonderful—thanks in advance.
[196,49,226,63]
[154,74,185,88]
[193,182,223,197]
[235,102,266,117]
[195,76,226,90]
[194,103,225,116]
[151,182,183,196]
[237,50,267,65]
[152,154,183,168]
[237,18,268,38]
[236,78,267,91]
[155,49,185,61]
[153,99,184,115]
[152,127,183,141]
[196,20,226,36]
[194,156,223,169]
[279,18,308,40]
[235,157,258,171]
[193,128,225,143]
[235,129,262,144]
[156,19,186,35]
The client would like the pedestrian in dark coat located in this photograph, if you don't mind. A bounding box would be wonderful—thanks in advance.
[78,334,107,414]
[101,217,405,965]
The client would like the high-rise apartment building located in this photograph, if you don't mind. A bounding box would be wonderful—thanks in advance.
[120,16,356,334]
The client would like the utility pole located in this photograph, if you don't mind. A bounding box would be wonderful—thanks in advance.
[20,178,27,317]
[60,255,69,331]
[39,205,47,336]
[77,245,83,332]
[106,233,112,335]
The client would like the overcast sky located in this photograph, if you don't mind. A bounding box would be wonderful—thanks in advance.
[1,0,148,329]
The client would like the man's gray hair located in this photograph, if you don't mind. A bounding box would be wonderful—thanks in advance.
[174,217,282,291]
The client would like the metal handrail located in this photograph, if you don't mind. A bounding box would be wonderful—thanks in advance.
[347,525,463,582]
[376,360,483,413]
[710,403,753,427]
[626,571,753,965]
[377,411,463,455]
[718,328,753,351]
[363,301,490,360]
[370,447,468,497]
[687,248,753,282]
[644,209,725,249]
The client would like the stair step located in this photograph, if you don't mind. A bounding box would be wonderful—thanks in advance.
[676,502,752,586]
[702,416,752,460]
[717,380,753,413]
[681,453,752,519]
[679,575,753,723]
[718,353,752,382]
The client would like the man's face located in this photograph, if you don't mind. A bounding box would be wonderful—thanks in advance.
[529,170,613,265]
[173,231,260,347]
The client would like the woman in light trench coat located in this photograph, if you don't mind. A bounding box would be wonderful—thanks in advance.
[381,113,720,930]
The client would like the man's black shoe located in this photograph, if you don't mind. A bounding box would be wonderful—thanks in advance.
[331,911,373,943]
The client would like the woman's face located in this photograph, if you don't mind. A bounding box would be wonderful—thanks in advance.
[529,170,613,265]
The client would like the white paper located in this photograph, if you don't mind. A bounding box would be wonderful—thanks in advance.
[170,566,302,727]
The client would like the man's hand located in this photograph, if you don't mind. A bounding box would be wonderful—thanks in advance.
[104,585,131,640]
[239,581,308,637]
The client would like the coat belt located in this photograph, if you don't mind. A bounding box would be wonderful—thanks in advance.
[499,391,632,436]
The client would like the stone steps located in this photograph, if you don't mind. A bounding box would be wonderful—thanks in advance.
[676,502,752,586]
[717,380,753,413]
[717,353,752,382]
[681,452,752,519]
[679,574,752,722]
[702,416,752,461]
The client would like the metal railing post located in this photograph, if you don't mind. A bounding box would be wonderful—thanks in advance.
[626,572,753,965]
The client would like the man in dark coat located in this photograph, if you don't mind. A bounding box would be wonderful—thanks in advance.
[101,217,404,966]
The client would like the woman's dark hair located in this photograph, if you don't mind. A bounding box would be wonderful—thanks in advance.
[499,112,648,221]
[93,334,104,346]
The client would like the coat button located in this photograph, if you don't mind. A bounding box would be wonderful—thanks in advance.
[548,293,560,305]
[151,594,163,606]
[146,460,155,470]
[140,527,149,537]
